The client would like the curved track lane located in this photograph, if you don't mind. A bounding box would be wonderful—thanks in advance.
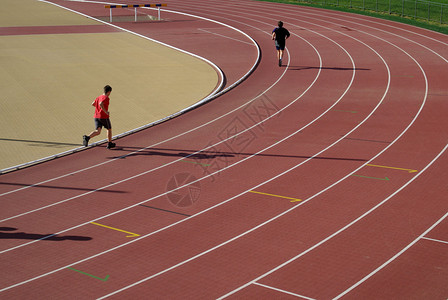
[1,0,447,298]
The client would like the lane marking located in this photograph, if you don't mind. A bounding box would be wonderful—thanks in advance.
[290,199,302,203]
[90,222,140,238]
[343,137,390,144]
[67,267,110,281]
[421,237,448,245]
[139,204,191,217]
[198,28,255,46]
[253,282,316,299]
[181,159,211,167]
[249,190,302,202]
[334,212,448,299]
[351,175,389,181]
[332,109,358,113]
[366,164,418,173]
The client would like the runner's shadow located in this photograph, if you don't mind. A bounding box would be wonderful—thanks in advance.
[0,182,126,193]
[0,138,79,148]
[0,227,92,241]
[108,147,235,160]
[108,146,367,162]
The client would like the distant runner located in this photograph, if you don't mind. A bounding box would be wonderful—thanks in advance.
[83,85,116,149]
[272,21,290,67]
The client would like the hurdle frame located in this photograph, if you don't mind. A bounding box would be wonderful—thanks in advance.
[105,4,167,22]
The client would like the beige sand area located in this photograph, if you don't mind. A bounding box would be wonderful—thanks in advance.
[0,0,219,171]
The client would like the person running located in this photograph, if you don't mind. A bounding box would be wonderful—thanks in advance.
[272,21,290,66]
[83,85,116,149]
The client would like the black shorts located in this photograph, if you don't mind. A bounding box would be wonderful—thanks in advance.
[94,118,112,130]
[275,40,286,50]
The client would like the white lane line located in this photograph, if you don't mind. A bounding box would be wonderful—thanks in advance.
[334,211,448,299]
[198,28,255,45]
[303,5,448,45]
[253,282,316,300]
[421,236,448,245]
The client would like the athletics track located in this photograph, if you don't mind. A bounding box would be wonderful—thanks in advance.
[1,0,447,298]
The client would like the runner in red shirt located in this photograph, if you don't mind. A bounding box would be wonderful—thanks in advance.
[83,85,116,149]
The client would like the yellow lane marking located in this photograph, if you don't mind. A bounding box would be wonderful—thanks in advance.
[249,190,302,203]
[366,164,418,173]
[90,222,140,238]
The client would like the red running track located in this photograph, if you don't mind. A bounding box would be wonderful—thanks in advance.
[1,0,447,299]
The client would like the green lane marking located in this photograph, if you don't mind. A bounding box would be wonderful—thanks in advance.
[351,175,390,181]
[181,160,211,167]
[332,109,358,113]
[67,267,110,281]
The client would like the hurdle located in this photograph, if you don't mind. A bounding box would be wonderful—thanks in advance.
[105,4,167,22]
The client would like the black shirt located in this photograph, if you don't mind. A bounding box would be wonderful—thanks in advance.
[273,27,290,43]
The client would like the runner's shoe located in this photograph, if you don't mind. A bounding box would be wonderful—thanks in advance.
[279,58,282,66]
[83,135,90,147]
[107,142,116,149]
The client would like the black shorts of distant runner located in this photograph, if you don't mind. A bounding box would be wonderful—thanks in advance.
[275,40,286,50]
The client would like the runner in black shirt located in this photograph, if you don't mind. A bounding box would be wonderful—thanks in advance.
[272,21,290,66]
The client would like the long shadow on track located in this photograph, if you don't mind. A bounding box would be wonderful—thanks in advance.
[107,146,369,162]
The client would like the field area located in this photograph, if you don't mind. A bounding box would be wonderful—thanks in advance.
[0,0,219,171]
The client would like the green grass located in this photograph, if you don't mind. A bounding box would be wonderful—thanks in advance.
[255,0,448,34]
